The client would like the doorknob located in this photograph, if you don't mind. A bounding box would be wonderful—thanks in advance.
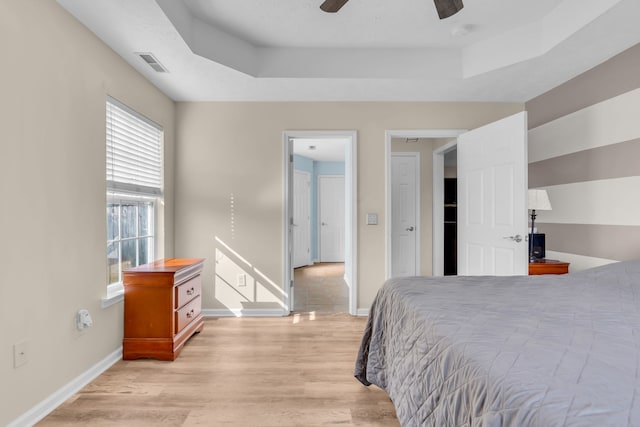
[406,226,414,232]
[321,222,327,226]
[503,234,523,242]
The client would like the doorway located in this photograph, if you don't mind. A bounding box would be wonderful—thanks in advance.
[443,149,458,275]
[433,139,459,276]
[283,131,357,315]
[385,130,465,279]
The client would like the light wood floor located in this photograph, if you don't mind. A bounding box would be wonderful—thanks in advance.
[294,263,349,313]
[38,315,399,426]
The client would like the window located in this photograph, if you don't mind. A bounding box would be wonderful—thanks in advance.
[107,197,155,284]
[106,97,162,292]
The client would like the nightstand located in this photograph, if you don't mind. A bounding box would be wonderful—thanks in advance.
[529,259,570,275]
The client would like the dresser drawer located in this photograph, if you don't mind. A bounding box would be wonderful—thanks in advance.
[175,295,201,333]
[175,275,201,309]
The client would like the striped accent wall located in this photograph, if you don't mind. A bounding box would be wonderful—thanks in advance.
[526,43,640,271]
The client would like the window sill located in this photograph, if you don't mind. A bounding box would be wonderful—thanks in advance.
[101,284,124,308]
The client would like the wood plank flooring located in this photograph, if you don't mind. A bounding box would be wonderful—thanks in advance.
[294,263,349,313]
[38,314,399,426]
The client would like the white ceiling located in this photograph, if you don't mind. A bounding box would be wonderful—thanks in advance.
[57,0,640,102]
[292,138,348,162]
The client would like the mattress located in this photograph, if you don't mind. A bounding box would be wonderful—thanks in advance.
[355,261,640,426]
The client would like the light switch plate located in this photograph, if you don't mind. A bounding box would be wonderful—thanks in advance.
[366,213,378,225]
[237,274,247,287]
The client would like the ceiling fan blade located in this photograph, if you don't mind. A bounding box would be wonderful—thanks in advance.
[320,0,349,13]
[434,0,464,19]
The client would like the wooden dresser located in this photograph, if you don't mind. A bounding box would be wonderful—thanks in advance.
[529,259,570,275]
[123,258,205,361]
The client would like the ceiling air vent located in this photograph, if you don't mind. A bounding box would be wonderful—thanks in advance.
[137,52,168,73]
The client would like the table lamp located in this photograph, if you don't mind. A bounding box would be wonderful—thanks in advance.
[528,189,552,262]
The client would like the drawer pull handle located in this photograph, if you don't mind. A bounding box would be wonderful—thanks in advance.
[186,287,195,295]
[186,309,195,319]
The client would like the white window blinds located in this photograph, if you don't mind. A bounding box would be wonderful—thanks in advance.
[106,97,162,196]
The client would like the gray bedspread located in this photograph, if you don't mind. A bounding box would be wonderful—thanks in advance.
[355,261,640,426]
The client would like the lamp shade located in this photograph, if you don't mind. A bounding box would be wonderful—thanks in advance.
[528,189,552,210]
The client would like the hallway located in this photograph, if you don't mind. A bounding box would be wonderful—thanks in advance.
[293,263,349,313]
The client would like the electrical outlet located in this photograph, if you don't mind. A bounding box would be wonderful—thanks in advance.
[237,273,247,287]
[77,309,93,330]
[13,340,28,368]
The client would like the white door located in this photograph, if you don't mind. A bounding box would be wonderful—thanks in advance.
[319,176,345,262]
[293,170,311,268]
[391,153,419,277]
[457,111,528,276]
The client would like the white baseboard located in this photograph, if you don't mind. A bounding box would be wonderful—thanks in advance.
[202,308,287,317]
[8,347,122,427]
[356,308,370,317]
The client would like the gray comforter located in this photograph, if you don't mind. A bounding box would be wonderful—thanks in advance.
[355,261,640,426]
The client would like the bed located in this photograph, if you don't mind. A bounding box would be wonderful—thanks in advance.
[355,261,640,426]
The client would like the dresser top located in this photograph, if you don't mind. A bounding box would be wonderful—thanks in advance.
[529,259,568,265]
[124,258,205,274]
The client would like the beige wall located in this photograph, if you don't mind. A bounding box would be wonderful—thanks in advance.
[175,102,523,313]
[0,2,175,425]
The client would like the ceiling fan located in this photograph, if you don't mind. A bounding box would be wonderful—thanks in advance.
[320,0,464,19]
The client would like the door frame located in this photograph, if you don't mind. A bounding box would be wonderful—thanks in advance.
[384,130,465,279]
[283,130,357,315]
[390,152,420,277]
